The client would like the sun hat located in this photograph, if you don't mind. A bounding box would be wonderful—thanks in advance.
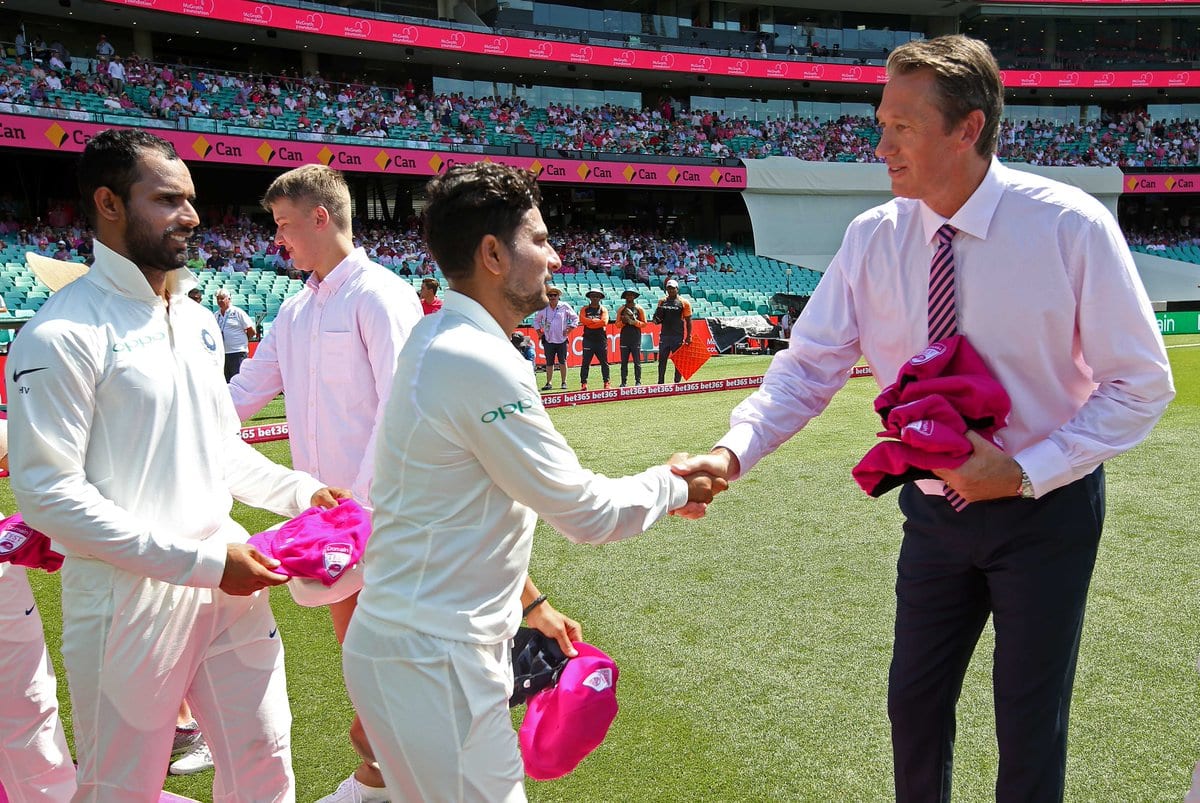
[519,641,619,780]
[620,289,639,300]
[585,288,605,299]
[665,278,679,288]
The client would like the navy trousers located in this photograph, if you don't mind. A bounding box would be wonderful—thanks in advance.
[889,467,1105,803]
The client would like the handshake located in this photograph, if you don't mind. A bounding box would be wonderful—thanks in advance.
[665,448,740,519]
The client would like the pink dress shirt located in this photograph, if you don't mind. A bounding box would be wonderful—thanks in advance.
[718,160,1174,498]
[229,248,423,502]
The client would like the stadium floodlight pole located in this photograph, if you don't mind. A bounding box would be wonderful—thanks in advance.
[785,267,792,293]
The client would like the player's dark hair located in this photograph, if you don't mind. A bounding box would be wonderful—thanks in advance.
[77,128,180,224]
[421,162,541,281]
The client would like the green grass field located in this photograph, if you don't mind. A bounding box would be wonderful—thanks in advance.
[15,335,1200,802]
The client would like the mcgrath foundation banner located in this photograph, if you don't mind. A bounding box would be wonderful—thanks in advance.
[0,114,746,189]
[100,0,1199,89]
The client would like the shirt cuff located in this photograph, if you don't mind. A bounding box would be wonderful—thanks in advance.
[1013,438,1073,499]
[293,475,327,515]
[660,467,690,511]
[714,422,759,480]
[189,536,229,589]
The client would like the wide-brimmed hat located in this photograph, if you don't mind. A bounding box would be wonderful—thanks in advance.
[585,288,605,299]
[620,289,640,300]
[26,252,88,292]
[665,278,679,288]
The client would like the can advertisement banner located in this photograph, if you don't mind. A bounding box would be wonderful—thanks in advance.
[99,0,1199,90]
[0,113,746,189]
[1123,174,1200,194]
[2,113,1197,193]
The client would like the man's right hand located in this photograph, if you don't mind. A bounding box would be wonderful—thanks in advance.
[220,543,289,596]
[668,448,739,519]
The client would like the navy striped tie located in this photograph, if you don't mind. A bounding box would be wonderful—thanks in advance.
[928,224,958,343]
[928,223,967,511]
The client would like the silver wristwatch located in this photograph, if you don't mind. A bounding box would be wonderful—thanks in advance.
[1018,467,1035,499]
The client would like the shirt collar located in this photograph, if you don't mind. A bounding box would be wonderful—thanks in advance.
[919,157,1006,245]
[306,246,367,294]
[443,290,510,343]
[88,239,197,303]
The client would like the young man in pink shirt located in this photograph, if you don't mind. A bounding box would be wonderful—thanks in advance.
[229,165,581,802]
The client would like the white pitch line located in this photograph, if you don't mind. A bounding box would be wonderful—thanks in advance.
[1165,343,1200,349]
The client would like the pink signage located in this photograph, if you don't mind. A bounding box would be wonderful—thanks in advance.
[100,0,1200,89]
[0,114,746,189]
[1000,0,1197,4]
[1122,173,1200,193]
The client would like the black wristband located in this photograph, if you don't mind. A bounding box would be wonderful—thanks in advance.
[522,594,548,617]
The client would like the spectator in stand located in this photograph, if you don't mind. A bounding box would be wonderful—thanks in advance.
[107,56,125,95]
[533,286,577,392]
[95,34,114,59]
[617,288,647,386]
[215,289,255,381]
[578,288,611,391]
[419,276,441,314]
[652,278,691,384]
[205,249,227,273]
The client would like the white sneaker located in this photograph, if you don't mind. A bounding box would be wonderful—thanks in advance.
[314,774,390,803]
[171,721,202,758]
[168,737,213,775]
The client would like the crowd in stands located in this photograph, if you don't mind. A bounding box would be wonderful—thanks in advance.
[0,197,746,287]
[1,35,1198,168]
[1123,216,1200,250]
[549,226,728,285]
[4,186,1199,281]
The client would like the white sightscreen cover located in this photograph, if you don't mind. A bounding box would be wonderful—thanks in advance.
[740,158,1125,272]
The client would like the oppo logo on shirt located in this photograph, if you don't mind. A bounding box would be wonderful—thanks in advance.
[112,331,167,353]
[480,399,534,423]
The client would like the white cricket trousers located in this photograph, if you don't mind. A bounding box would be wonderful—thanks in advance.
[0,565,76,802]
[343,612,526,803]
[59,557,294,803]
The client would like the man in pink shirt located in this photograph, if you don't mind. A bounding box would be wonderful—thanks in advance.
[228,164,424,802]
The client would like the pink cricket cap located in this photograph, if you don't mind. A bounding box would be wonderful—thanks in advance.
[0,513,64,573]
[247,499,370,586]
[519,641,619,780]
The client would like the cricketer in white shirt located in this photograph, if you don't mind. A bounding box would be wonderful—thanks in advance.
[7,240,330,802]
[343,162,720,802]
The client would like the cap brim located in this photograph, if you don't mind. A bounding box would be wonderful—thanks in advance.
[287,560,365,607]
[26,252,88,292]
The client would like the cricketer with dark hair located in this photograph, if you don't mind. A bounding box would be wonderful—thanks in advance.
[7,128,350,800]
[342,162,726,801]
